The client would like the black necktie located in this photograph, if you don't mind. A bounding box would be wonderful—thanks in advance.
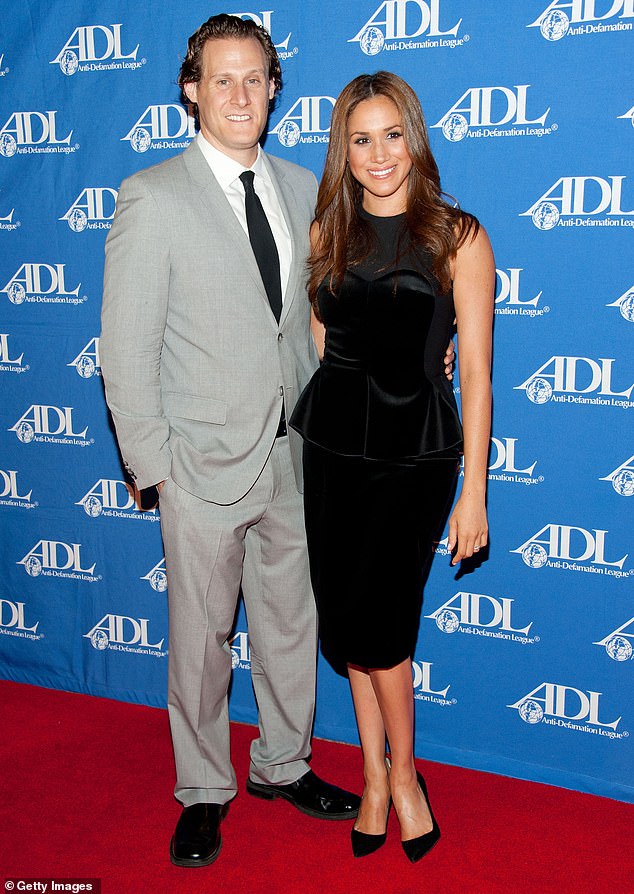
[240,170,283,322]
[239,170,287,437]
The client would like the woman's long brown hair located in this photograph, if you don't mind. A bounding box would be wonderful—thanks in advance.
[308,71,479,308]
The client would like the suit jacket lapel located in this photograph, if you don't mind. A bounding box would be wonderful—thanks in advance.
[182,141,272,314]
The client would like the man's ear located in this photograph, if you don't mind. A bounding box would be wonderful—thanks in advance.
[183,82,198,105]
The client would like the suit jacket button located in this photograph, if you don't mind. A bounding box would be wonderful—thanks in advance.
[278,332,283,341]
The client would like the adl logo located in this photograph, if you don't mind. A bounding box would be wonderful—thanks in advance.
[426,592,536,644]
[141,558,168,592]
[488,437,541,487]
[9,404,90,445]
[0,111,75,158]
[412,659,455,706]
[350,0,464,56]
[0,600,41,639]
[60,188,118,233]
[50,24,142,75]
[600,454,634,496]
[76,479,159,521]
[0,469,35,508]
[18,539,97,580]
[122,104,196,153]
[270,97,335,148]
[84,614,165,654]
[230,631,251,670]
[68,338,101,378]
[495,266,548,318]
[1,263,82,306]
[528,1,634,41]
[432,85,552,142]
[514,356,634,407]
[520,176,634,229]
[511,523,629,576]
[606,286,634,323]
[508,682,622,736]
[231,12,295,57]
[0,333,27,373]
[594,617,634,661]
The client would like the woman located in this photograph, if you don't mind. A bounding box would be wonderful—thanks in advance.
[290,71,494,862]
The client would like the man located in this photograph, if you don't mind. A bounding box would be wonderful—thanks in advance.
[100,14,359,869]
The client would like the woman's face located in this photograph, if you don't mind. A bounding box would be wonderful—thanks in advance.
[347,95,413,216]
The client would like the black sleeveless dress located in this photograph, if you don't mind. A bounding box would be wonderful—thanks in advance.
[290,210,462,673]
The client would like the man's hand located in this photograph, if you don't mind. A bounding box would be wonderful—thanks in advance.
[444,338,456,381]
[135,482,164,511]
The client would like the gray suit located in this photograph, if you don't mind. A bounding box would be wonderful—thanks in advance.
[100,140,319,806]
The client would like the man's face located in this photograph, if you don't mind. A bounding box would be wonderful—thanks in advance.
[185,37,275,166]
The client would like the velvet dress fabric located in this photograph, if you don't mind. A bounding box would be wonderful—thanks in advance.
[290,210,462,673]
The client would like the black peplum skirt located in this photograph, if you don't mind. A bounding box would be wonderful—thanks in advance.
[303,441,459,675]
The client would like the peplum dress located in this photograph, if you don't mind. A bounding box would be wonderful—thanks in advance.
[290,209,463,673]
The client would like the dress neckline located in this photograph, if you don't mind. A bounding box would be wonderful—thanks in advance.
[358,205,406,223]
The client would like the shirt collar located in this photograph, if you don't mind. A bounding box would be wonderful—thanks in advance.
[196,133,267,190]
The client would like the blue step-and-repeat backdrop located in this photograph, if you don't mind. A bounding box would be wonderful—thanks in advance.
[0,2,632,802]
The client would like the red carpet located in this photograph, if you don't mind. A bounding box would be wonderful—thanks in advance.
[1,680,632,893]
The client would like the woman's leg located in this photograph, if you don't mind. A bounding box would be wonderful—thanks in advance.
[369,658,433,841]
[348,664,391,834]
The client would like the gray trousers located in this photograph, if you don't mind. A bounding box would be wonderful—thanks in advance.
[159,436,318,807]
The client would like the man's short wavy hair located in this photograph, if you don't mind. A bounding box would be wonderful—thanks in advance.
[178,13,282,114]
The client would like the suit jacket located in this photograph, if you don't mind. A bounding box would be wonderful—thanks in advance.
[100,140,319,504]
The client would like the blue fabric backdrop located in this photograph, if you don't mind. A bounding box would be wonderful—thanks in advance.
[1,0,632,803]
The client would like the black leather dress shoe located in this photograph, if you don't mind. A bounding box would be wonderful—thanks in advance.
[170,802,224,868]
[246,769,360,820]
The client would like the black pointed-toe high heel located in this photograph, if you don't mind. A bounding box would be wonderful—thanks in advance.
[400,771,441,864]
[351,756,392,858]
[351,824,387,858]
[351,799,391,857]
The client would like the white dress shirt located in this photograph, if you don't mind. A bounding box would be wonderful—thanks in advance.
[196,133,292,302]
